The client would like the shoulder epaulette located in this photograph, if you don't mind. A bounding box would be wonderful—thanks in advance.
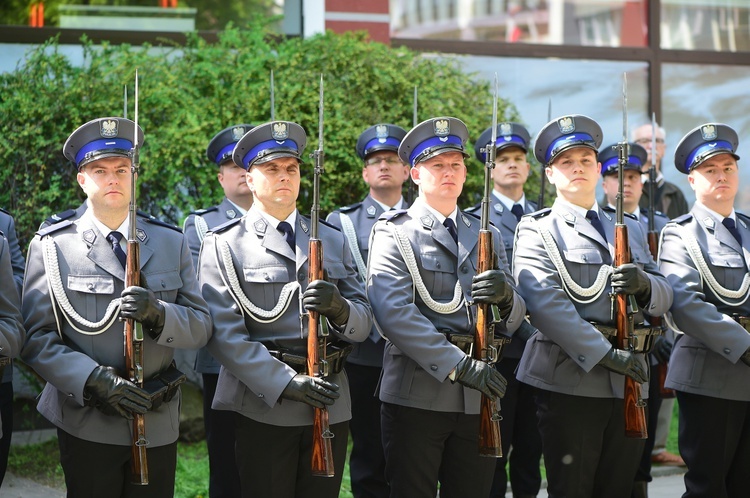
[319,218,342,232]
[37,219,73,237]
[672,213,693,225]
[463,210,481,220]
[143,217,182,233]
[602,205,615,213]
[379,209,408,222]
[43,208,77,226]
[624,212,638,220]
[338,202,362,214]
[0,208,9,216]
[737,212,750,225]
[211,217,242,234]
[136,209,157,220]
[641,207,669,219]
[531,208,552,219]
[465,202,481,213]
[189,206,219,216]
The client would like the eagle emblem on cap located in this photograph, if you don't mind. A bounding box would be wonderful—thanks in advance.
[500,123,513,137]
[232,127,246,141]
[272,122,289,140]
[557,117,575,134]
[100,119,118,138]
[376,124,388,143]
[701,124,717,141]
[434,119,450,137]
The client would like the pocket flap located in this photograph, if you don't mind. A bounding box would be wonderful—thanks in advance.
[243,265,289,283]
[562,248,603,265]
[67,274,115,294]
[143,270,183,291]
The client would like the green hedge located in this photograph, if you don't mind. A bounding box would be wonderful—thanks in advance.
[0,23,545,248]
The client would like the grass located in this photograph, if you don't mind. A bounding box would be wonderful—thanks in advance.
[7,403,680,497]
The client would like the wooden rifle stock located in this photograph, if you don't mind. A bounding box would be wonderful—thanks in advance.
[614,225,648,439]
[475,230,502,457]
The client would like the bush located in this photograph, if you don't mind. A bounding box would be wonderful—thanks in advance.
[0,22,542,248]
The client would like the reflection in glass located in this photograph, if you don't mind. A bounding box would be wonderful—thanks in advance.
[391,0,649,47]
[661,1,750,52]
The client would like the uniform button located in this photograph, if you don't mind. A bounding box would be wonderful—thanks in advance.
[724,348,731,355]
[264,273,270,281]
[161,280,166,288]
[348,328,355,334]
[582,255,587,261]
[436,262,441,269]
[430,365,438,371]
[460,266,468,274]
[257,393,264,398]
[578,355,586,362]
[88,283,95,290]
[166,337,174,343]
[68,393,74,397]
[298,271,305,282]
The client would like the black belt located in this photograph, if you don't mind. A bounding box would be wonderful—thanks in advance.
[142,362,186,410]
[441,330,511,364]
[591,323,662,353]
[267,342,353,376]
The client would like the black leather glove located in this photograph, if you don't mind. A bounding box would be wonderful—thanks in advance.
[651,335,673,364]
[611,263,651,306]
[280,374,340,409]
[83,366,152,419]
[302,280,350,326]
[453,356,507,400]
[471,269,514,315]
[121,286,165,338]
[740,347,750,367]
[598,347,649,383]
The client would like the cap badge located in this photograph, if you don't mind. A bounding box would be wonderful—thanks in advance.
[557,117,575,134]
[701,124,717,141]
[272,122,289,141]
[434,119,450,137]
[100,119,118,138]
[499,122,512,137]
[232,127,246,141]
[376,124,388,143]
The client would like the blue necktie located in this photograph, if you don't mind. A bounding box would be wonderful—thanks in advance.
[723,218,742,245]
[443,218,458,245]
[106,231,127,269]
[511,203,525,222]
[277,221,295,252]
[585,210,607,242]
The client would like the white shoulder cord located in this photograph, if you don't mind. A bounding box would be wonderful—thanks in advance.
[42,237,122,335]
[532,220,613,304]
[216,236,299,323]
[390,223,464,314]
[195,215,209,243]
[675,224,750,305]
[339,213,366,280]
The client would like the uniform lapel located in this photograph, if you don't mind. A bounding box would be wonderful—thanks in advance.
[457,211,477,269]
[249,210,295,261]
[557,202,608,249]
[219,197,240,221]
[410,204,457,257]
[134,220,154,270]
[694,204,743,255]
[296,215,310,278]
[80,217,125,280]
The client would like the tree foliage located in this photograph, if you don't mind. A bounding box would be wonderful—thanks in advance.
[0,22,544,248]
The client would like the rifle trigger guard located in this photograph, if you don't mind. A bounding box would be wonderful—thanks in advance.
[322,428,334,439]
[134,437,150,447]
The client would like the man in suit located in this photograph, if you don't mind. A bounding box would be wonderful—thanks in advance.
[513,115,673,498]
[632,122,689,219]
[183,123,254,498]
[326,123,409,498]
[466,122,542,498]
[599,142,678,496]
[367,116,526,498]
[659,123,750,497]
[0,208,24,486]
[21,116,212,497]
[198,121,372,498]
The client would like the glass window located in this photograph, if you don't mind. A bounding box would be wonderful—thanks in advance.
[662,0,750,52]
[391,0,650,47]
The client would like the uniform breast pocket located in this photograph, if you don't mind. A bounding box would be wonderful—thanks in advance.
[143,270,183,301]
[67,274,116,319]
[322,260,348,283]
[630,246,651,268]
[708,252,747,287]
[420,253,456,298]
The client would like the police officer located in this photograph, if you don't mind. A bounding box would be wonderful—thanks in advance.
[466,122,543,498]
[367,117,526,497]
[0,208,24,486]
[513,115,673,498]
[183,123,254,498]
[599,142,675,497]
[326,123,409,498]
[659,123,750,497]
[198,121,372,498]
[20,117,212,497]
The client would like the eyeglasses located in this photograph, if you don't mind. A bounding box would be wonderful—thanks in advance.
[365,156,403,167]
[634,138,665,145]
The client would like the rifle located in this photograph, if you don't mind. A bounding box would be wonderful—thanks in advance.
[125,70,149,484]
[476,73,503,457]
[307,74,335,477]
[615,73,648,439]
[406,86,418,205]
[537,98,551,208]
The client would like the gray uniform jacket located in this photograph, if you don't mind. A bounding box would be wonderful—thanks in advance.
[366,201,526,414]
[466,197,537,359]
[0,235,24,362]
[183,197,242,374]
[326,195,398,367]
[0,209,24,297]
[659,202,750,401]
[513,200,672,398]
[21,214,212,447]
[199,209,372,426]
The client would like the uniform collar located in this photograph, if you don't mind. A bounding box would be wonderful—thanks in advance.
[491,190,526,211]
[85,210,129,242]
[416,197,458,226]
[252,205,297,233]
